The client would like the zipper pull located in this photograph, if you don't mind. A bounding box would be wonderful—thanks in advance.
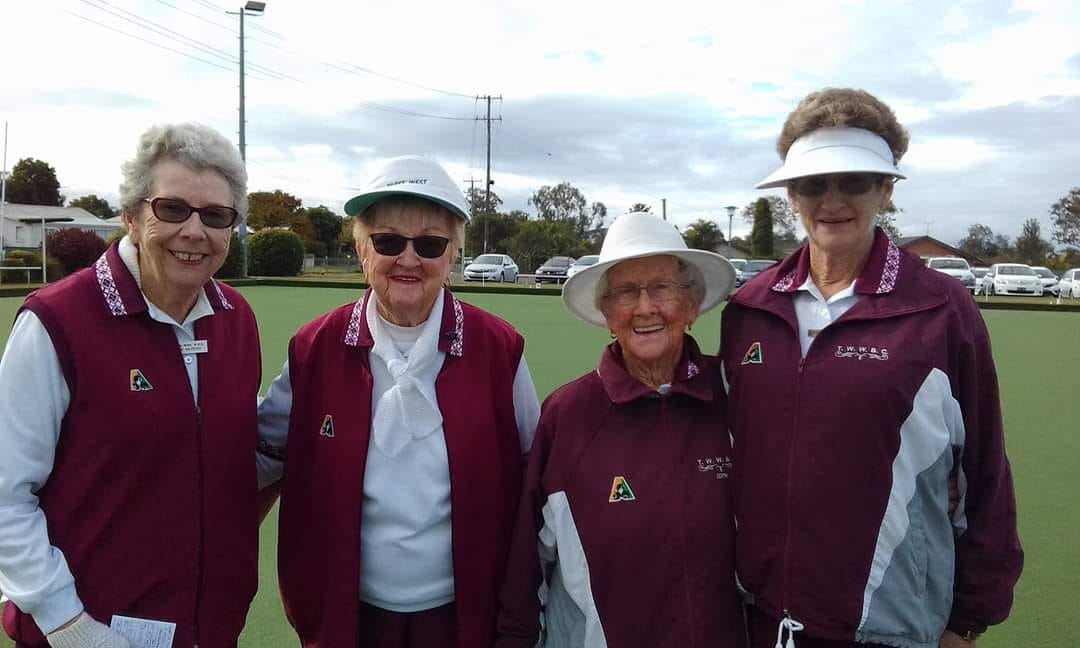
[774,610,804,648]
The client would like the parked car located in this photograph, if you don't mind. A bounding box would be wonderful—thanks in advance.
[728,258,748,286]
[1030,266,1060,296]
[971,267,990,295]
[464,253,519,282]
[736,259,778,287]
[566,254,599,279]
[925,257,977,294]
[534,256,575,284]
[984,263,1043,296]
[1057,268,1080,299]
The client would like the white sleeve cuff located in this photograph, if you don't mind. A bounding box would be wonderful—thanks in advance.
[29,581,82,635]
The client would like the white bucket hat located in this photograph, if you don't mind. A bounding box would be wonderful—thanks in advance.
[344,155,470,221]
[755,127,906,189]
[562,210,736,327]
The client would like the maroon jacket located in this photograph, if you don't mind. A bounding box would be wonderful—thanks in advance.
[497,337,745,648]
[718,229,1022,647]
[4,244,261,648]
[276,288,526,648]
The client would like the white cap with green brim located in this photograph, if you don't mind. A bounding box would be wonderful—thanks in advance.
[755,127,906,189]
[562,210,736,328]
[344,155,470,222]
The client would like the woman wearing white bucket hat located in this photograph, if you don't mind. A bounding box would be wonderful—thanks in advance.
[718,88,1022,648]
[256,156,541,648]
[496,210,746,647]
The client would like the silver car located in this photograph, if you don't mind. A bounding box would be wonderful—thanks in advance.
[926,257,977,294]
[1031,266,1060,296]
[1057,268,1080,299]
[463,254,519,282]
[984,263,1043,296]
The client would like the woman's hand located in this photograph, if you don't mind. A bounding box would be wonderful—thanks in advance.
[940,629,976,648]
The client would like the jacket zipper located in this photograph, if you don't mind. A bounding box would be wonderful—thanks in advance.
[193,403,205,646]
[663,397,698,646]
[781,356,805,619]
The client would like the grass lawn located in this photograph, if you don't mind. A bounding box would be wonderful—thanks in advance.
[0,288,1076,647]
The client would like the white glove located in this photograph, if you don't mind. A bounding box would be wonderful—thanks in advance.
[46,613,131,648]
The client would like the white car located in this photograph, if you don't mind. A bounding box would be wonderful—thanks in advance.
[566,254,599,279]
[463,254,519,282]
[925,257,977,294]
[1031,266,1060,296]
[1057,268,1080,299]
[984,263,1043,296]
[971,267,990,295]
[728,258,747,286]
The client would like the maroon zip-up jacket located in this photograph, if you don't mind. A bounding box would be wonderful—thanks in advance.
[497,337,745,648]
[276,288,526,648]
[3,244,261,648]
[718,229,1022,647]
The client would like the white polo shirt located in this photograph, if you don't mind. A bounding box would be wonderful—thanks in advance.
[792,276,861,357]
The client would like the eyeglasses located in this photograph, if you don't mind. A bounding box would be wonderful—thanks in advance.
[604,281,689,307]
[143,198,239,229]
[370,233,451,259]
[788,173,883,197]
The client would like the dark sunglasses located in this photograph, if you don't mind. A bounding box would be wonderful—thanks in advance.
[370,233,450,259]
[788,173,883,197]
[144,197,239,229]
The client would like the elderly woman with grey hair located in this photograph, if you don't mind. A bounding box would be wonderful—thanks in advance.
[0,123,262,648]
[496,210,746,648]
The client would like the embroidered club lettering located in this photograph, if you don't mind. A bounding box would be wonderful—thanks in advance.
[741,341,763,365]
[834,345,890,361]
[608,476,636,502]
[129,369,153,392]
[319,414,335,438]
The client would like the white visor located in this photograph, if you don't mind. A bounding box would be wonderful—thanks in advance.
[755,127,905,189]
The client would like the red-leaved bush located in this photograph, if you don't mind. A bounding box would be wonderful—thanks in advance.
[46,229,108,277]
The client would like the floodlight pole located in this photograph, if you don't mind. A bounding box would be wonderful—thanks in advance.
[228,1,266,278]
[725,205,736,243]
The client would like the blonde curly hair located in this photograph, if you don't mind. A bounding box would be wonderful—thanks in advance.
[777,88,909,164]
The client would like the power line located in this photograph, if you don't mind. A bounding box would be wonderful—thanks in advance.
[150,0,235,34]
[331,62,475,99]
[191,0,285,40]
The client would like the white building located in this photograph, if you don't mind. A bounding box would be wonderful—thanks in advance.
[0,203,124,250]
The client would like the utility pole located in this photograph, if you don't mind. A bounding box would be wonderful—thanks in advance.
[662,198,667,221]
[476,94,501,253]
[0,121,8,285]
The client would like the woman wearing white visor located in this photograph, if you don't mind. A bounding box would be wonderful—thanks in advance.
[717,88,1022,648]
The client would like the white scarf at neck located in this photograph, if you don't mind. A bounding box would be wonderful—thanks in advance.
[367,291,446,458]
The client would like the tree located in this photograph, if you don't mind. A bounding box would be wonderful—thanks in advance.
[247,190,303,230]
[466,210,526,255]
[69,194,116,220]
[1049,187,1080,248]
[46,229,107,276]
[528,182,591,239]
[305,205,342,255]
[465,186,503,217]
[506,219,580,273]
[590,201,608,228]
[214,232,243,279]
[750,198,774,258]
[629,202,651,213]
[877,199,902,240]
[743,196,795,239]
[339,217,357,258]
[958,224,1010,260]
[249,229,305,276]
[6,158,64,206]
[1013,218,1053,265]
[682,219,725,251]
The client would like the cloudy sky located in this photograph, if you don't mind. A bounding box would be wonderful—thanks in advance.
[3,0,1079,245]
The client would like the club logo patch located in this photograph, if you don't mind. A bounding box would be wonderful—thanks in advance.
[696,456,733,479]
[319,414,335,438]
[129,369,153,392]
[608,476,636,503]
[741,341,763,365]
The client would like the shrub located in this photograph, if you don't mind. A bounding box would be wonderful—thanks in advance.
[303,239,328,258]
[2,250,65,282]
[1,257,26,282]
[249,229,304,277]
[215,232,244,279]
[106,228,127,246]
[46,229,108,276]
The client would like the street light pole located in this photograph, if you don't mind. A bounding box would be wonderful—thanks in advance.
[725,205,736,244]
[227,1,266,278]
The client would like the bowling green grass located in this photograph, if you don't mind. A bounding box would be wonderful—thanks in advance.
[1,287,1076,647]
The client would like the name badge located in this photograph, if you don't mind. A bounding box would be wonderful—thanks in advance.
[180,340,209,355]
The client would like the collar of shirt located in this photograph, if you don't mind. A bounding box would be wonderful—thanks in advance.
[792,276,861,357]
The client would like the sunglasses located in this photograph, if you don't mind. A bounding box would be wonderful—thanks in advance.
[144,197,239,229]
[788,173,883,197]
[370,233,451,259]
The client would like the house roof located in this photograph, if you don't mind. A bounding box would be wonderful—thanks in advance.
[896,234,985,265]
[0,203,122,228]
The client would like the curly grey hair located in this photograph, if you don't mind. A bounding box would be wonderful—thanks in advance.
[119,123,247,219]
[595,255,706,311]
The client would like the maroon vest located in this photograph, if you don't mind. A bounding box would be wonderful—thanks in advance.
[3,245,261,648]
[277,289,526,648]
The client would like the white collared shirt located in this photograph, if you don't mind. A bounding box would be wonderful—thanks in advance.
[792,276,862,357]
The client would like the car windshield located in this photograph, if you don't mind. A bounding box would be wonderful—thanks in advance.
[544,258,572,267]
[573,255,599,266]
[474,255,503,264]
[729,259,747,270]
[746,260,777,272]
[972,269,988,278]
[999,266,1035,276]
[930,259,969,270]
[1033,268,1055,278]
